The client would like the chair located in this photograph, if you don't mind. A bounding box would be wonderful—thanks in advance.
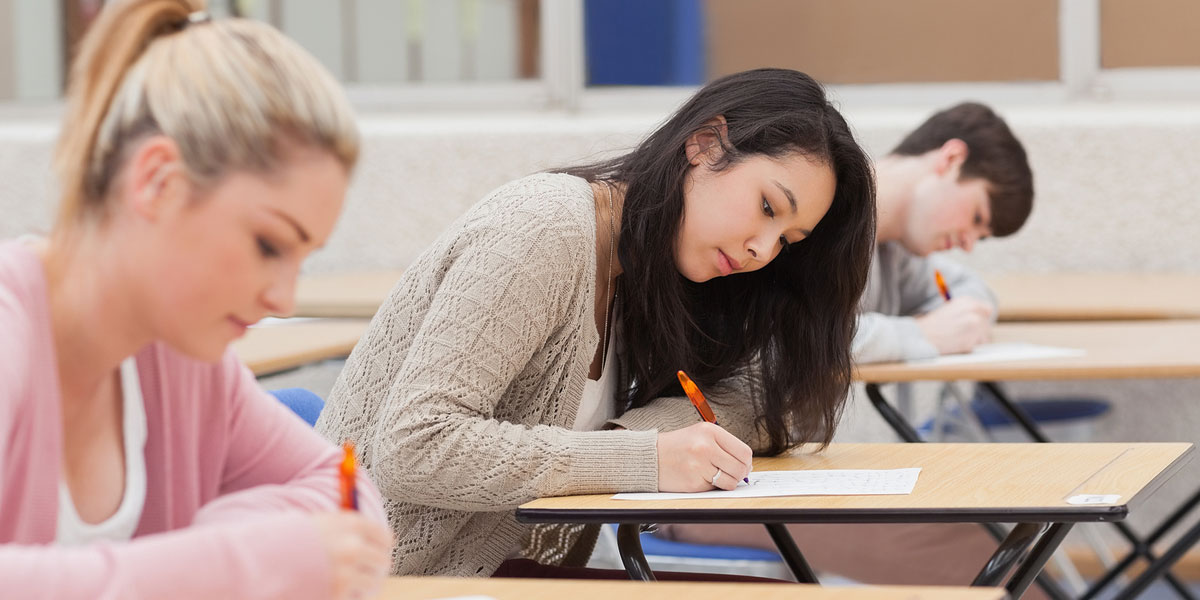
[590,524,794,581]
[269,387,325,427]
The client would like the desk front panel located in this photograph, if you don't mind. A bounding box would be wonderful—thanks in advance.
[989,273,1200,322]
[232,319,370,376]
[293,270,403,318]
[379,576,1009,600]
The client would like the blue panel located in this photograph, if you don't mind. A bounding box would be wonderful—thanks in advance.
[606,525,783,562]
[585,0,705,86]
[270,387,325,427]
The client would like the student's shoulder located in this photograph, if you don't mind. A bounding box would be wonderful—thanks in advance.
[877,240,932,273]
[468,173,596,236]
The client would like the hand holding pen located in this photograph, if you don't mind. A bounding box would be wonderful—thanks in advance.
[311,441,392,600]
[650,370,753,492]
[916,269,994,354]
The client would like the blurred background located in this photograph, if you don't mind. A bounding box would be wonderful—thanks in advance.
[3,1,1200,595]
[6,0,1200,106]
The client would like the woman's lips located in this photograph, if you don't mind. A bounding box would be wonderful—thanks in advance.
[717,250,739,276]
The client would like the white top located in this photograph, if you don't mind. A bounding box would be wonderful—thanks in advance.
[573,314,620,431]
[56,357,148,545]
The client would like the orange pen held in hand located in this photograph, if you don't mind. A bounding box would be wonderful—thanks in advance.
[339,441,359,511]
[934,269,952,301]
[677,370,749,484]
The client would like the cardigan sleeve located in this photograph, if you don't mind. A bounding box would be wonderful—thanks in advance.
[608,371,772,454]
[189,351,385,526]
[365,217,659,511]
[0,513,331,600]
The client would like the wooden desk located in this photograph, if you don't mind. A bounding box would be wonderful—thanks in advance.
[517,443,1190,598]
[856,319,1200,599]
[293,270,403,318]
[988,273,1200,322]
[376,576,1009,600]
[232,319,369,376]
[856,319,1200,383]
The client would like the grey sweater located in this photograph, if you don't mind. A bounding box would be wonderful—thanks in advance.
[853,241,997,364]
[316,174,764,577]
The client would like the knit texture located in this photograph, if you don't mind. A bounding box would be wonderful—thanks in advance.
[316,173,764,576]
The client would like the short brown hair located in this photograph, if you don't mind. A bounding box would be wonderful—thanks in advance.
[891,102,1033,237]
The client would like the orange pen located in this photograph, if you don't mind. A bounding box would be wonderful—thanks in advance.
[339,441,359,511]
[934,269,952,301]
[677,370,749,483]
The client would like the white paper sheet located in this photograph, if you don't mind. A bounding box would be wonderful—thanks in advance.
[905,342,1085,367]
[611,468,921,501]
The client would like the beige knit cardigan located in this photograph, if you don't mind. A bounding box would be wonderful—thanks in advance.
[316,173,765,577]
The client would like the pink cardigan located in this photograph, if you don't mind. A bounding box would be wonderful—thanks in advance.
[0,240,386,599]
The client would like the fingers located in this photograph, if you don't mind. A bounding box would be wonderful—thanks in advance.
[696,425,750,490]
[317,512,393,600]
[657,423,756,493]
[711,427,753,479]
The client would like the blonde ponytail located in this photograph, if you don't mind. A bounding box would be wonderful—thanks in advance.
[53,0,359,228]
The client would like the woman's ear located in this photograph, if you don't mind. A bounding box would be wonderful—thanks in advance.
[124,135,186,222]
[684,115,729,166]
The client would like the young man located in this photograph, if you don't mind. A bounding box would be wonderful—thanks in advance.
[657,103,1044,596]
[856,101,1033,363]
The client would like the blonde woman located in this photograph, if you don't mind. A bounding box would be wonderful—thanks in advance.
[0,1,390,598]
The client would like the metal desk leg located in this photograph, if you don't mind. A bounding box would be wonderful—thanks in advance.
[1006,523,1073,599]
[616,523,656,581]
[982,382,1197,600]
[1111,519,1200,600]
[973,522,1048,587]
[867,382,1071,600]
[865,383,922,442]
[763,523,819,583]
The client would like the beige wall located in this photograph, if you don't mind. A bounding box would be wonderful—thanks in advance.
[1101,0,1200,68]
[706,0,1060,84]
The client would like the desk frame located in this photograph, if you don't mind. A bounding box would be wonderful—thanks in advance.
[866,381,1199,600]
[517,479,1151,598]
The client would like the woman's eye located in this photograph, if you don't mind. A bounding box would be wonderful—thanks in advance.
[761,196,774,217]
[257,237,280,258]
[974,211,983,226]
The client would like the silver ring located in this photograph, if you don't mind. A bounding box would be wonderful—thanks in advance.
[711,468,722,485]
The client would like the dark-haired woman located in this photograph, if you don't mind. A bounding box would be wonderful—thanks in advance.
[316,68,877,577]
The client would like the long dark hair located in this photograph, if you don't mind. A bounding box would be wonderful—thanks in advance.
[561,68,876,455]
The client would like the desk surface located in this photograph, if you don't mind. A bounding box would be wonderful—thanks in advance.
[517,442,1190,525]
[231,319,369,376]
[855,319,1200,383]
[989,272,1200,322]
[376,576,1009,600]
[293,270,403,318]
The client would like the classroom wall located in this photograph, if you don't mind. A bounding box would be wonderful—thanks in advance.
[5,105,1200,275]
[2,104,1199,543]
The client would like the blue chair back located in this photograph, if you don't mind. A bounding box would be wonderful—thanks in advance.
[269,388,325,427]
